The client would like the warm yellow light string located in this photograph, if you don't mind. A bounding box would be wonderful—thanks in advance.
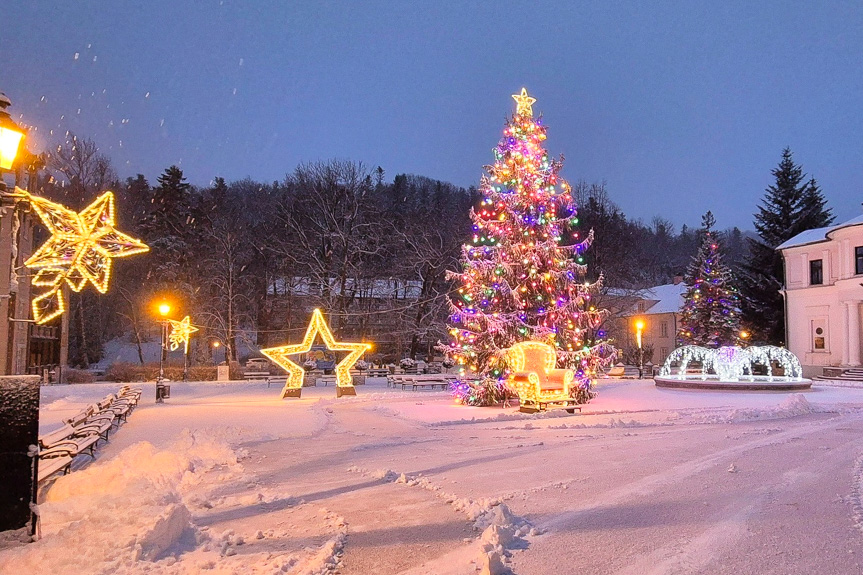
[18,187,149,324]
[167,315,199,354]
[260,309,371,398]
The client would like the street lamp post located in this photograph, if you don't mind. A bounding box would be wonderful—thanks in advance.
[156,302,170,402]
[635,319,645,379]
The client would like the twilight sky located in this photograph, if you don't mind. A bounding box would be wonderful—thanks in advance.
[3,1,862,230]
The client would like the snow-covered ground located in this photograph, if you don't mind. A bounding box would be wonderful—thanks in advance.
[3,378,863,574]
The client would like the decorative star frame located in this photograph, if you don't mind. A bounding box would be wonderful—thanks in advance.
[168,315,199,354]
[21,189,149,324]
[512,87,537,117]
[261,309,371,399]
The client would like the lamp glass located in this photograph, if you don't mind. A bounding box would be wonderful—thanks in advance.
[0,126,23,170]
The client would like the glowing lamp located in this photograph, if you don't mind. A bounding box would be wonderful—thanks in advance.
[158,303,171,317]
[0,93,24,171]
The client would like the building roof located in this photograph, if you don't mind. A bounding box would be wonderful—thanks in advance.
[619,282,687,316]
[639,282,688,315]
[777,214,863,250]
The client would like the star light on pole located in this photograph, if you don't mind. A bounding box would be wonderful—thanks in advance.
[22,190,149,324]
[168,315,198,354]
[261,309,371,399]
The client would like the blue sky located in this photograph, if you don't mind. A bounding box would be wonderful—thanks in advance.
[3,1,862,229]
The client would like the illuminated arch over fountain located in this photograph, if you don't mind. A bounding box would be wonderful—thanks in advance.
[655,345,811,390]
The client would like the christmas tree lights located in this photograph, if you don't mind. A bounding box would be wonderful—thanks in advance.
[443,89,615,406]
[168,315,198,354]
[20,189,150,324]
[261,309,370,399]
[677,212,742,347]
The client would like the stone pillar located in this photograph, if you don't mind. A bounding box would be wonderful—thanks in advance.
[0,374,41,532]
[850,301,862,366]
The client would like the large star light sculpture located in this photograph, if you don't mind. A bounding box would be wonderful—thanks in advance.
[22,189,149,324]
[261,308,371,399]
[168,315,199,354]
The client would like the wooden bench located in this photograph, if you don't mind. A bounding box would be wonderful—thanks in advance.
[39,423,102,458]
[389,374,456,391]
[38,387,139,483]
[366,368,390,378]
[37,449,73,483]
[244,371,271,381]
[266,376,286,388]
[64,407,113,441]
[318,374,337,386]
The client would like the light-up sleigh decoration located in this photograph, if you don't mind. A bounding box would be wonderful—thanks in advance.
[505,341,581,413]
[655,345,811,390]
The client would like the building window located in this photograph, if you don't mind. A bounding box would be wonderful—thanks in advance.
[810,259,823,285]
[637,302,646,312]
[660,322,668,337]
[660,347,669,362]
[856,246,863,275]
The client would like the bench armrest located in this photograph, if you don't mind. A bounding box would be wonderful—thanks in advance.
[545,369,574,389]
[40,442,77,456]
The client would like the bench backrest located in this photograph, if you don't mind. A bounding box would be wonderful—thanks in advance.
[40,424,76,447]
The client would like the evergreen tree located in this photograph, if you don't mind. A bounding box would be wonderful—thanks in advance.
[740,149,834,344]
[140,165,196,288]
[444,89,614,406]
[677,212,742,347]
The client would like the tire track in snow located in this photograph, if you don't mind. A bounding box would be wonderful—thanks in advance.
[539,415,849,532]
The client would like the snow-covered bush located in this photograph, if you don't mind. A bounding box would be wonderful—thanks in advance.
[399,358,416,369]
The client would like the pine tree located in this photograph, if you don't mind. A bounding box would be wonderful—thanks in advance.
[140,165,196,287]
[444,89,614,406]
[677,212,742,348]
[740,149,834,344]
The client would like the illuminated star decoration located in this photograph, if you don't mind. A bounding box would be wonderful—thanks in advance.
[23,189,150,324]
[168,315,199,354]
[260,309,371,399]
[511,87,537,117]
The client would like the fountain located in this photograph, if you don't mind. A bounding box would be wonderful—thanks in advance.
[654,345,812,390]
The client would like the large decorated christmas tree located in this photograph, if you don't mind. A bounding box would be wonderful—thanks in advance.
[676,211,742,347]
[444,88,614,406]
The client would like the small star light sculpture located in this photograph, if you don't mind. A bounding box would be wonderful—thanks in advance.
[512,87,537,117]
[22,189,149,324]
[168,316,199,354]
[261,309,371,399]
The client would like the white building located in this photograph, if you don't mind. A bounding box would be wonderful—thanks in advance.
[620,280,688,365]
[778,214,863,377]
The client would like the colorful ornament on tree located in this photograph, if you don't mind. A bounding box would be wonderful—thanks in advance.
[261,309,370,399]
[168,315,198,354]
[442,88,615,406]
[21,189,150,324]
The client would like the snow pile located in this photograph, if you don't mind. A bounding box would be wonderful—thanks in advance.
[724,393,817,423]
[0,431,240,573]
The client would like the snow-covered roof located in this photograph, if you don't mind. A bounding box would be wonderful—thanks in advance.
[777,214,863,250]
[631,282,687,316]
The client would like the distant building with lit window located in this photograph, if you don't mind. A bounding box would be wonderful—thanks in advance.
[778,214,863,377]
[620,278,688,365]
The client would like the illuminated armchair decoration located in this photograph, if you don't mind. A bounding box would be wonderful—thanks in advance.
[506,341,575,412]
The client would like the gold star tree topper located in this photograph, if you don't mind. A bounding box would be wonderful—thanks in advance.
[23,189,149,324]
[261,309,371,398]
[168,315,199,353]
[512,87,537,116]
